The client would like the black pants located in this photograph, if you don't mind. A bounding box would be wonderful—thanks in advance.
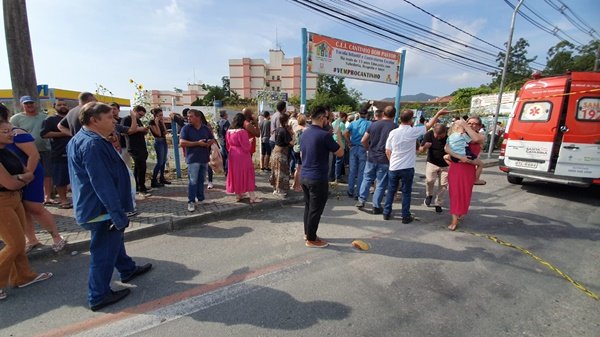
[301,179,329,241]
[130,149,148,191]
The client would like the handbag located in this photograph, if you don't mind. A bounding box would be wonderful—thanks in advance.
[209,142,224,174]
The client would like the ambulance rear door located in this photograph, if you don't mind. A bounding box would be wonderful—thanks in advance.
[503,76,567,173]
[554,72,600,178]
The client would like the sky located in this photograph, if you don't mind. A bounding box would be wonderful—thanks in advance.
[0,0,598,102]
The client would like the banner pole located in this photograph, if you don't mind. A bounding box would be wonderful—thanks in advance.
[394,50,406,125]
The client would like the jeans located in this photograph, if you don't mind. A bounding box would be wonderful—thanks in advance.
[329,152,344,181]
[129,149,148,191]
[188,162,208,203]
[289,147,296,174]
[383,168,415,218]
[219,141,228,175]
[152,138,168,181]
[87,220,136,306]
[301,179,329,241]
[348,146,367,197]
[207,166,213,183]
[358,161,389,209]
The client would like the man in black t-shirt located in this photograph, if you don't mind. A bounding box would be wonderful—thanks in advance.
[419,123,448,213]
[216,110,230,174]
[122,105,151,196]
[356,106,396,214]
[41,99,72,208]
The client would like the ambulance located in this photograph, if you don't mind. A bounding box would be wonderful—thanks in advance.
[499,71,600,187]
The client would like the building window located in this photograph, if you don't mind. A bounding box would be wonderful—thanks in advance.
[277,87,280,91]
[277,75,280,80]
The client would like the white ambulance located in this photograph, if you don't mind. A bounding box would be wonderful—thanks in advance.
[499,72,600,187]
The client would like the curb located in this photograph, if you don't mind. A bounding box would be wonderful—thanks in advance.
[28,195,305,261]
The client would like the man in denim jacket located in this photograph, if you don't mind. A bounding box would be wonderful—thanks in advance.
[68,102,152,311]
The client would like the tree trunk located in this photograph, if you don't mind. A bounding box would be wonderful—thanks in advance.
[3,0,38,114]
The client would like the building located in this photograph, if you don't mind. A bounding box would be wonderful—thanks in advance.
[0,85,130,115]
[147,83,210,110]
[229,49,317,100]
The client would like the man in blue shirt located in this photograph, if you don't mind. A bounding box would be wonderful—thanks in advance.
[68,102,152,311]
[356,106,397,214]
[180,109,214,212]
[300,105,344,248]
[344,110,371,200]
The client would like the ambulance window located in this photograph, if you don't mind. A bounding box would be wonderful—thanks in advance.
[519,101,551,122]
[576,97,600,121]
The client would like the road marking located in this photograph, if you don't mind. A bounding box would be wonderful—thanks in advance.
[33,257,311,337]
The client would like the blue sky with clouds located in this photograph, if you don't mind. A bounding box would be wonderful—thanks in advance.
[0,0,597,102]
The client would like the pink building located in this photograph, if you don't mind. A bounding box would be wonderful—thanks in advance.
[229,49,317,99]
[148,83,209,109]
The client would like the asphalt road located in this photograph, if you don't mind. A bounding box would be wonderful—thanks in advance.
[2,163,599,337]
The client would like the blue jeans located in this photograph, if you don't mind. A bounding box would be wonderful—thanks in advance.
[87,220,136,306]
[219,140,228,174]
[328,153,343,181]
[358,161,389,209]
[383,168,414,218]
[152,138,168,181]
[348,146,367,197]
[188,162,207,203]
[289,147,296,174]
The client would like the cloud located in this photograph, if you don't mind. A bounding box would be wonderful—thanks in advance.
[152,0,188,35]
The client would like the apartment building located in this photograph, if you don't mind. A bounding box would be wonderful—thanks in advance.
[229,49,317,100]
[148,83,209,109]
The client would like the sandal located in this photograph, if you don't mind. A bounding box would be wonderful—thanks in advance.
[43,199,59,206]
[474,180,487,185]
[59,203,72,209]
[250,198,263,204]
[52,237,67,252]
[25,242,41,254]
[17,272,53,288]
[0,289,6,300]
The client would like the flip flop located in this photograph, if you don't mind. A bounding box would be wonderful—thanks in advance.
[250,198,263,204]
[25,242,42,254]
[18,272,53,288]
[52,237,68,252]
[59,203,73,209]
[0,289,6,300]
[43,199,60,206]
[474,180,487,185]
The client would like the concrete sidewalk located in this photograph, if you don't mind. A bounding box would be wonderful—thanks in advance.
[27,170,304,260]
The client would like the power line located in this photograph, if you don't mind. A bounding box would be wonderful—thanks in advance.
[399,0,503,52]
[292,0,500,72]
[544,0,599,39]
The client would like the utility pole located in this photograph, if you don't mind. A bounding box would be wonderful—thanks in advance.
[4,0,38,113]
[488,0,524,158]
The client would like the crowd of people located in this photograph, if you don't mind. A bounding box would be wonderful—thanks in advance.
[0,95,488,310]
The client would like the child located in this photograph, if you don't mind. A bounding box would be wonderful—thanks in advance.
[444,121,483,167]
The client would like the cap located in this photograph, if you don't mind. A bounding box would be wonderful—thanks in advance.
[19,96,34,104]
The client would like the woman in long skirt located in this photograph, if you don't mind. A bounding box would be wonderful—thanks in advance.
[270,114,294,197]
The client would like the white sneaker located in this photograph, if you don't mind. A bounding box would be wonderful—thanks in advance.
[207,182,214,189]
[187,202,195,212]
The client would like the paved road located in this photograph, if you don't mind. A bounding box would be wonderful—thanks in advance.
[1,160,599,337]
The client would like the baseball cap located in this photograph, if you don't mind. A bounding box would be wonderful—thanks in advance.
[19,96,34,104]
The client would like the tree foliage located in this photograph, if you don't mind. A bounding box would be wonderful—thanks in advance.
[308,75,360,112]
[449,86,493,113]
[488,38,537,91]
[544,39,599,75]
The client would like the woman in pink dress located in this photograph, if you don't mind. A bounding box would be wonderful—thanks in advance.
[446,116,485,231]
[226,113,261,203]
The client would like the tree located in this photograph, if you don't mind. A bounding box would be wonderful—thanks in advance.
[308,75,360,112]
[543,39,599,75]
[191,97,202,106]
[449,86,494,115]
[488,38,537,91]
[3,0,38,112]
[221,76,231,97]
[543,41,576,75]
[200,85,226,105]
